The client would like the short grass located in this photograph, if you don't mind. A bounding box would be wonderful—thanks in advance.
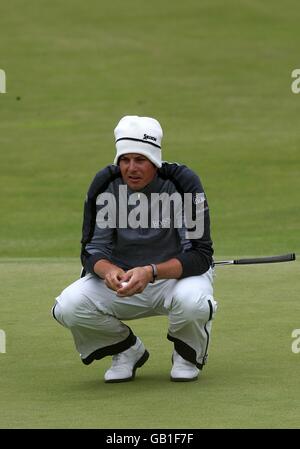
[1,0,300,259]
[0,258,299,429]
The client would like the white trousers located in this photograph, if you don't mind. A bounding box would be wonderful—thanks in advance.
[53,268,217,368]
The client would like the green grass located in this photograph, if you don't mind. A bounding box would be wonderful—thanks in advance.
[0,0,300,429]
[0,258,299,429]
[1,0,300,258]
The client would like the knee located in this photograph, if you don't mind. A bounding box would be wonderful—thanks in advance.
[171,289,216,322]
[52,287,87,328]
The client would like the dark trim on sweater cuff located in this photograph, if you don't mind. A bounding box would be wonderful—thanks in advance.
[167,334,204,370]
[82,327,136,365]
[85,253,107,275]
[175,253,211,279]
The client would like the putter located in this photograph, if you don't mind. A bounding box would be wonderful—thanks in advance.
[213,253,296,266]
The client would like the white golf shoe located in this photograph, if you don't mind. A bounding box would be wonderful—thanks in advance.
[170,350,199,382]
[104,337,149,383]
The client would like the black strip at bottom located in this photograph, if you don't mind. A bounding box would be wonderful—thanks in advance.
[167,334,203,370]
[82,327,136,365]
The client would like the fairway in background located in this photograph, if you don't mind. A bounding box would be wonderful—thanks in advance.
[0,0,299,258]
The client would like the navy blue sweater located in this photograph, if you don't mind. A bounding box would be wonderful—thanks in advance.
[81,162,213,278]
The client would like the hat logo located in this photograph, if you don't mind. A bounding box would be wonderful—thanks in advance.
[143,133,157,142]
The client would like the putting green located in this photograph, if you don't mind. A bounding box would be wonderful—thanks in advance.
[0,258,299,428]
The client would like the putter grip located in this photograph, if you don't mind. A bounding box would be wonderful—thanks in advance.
[234,253,296,265]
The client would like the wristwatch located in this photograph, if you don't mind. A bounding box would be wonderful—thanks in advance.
[149,264,158,283]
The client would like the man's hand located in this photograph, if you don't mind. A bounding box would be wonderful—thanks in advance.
[93,260,126,292]
[94,258,182,296]
[104,267,126,292]
[116,266,153,297]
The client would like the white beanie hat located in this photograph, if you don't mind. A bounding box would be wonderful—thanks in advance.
[114,115,163,168]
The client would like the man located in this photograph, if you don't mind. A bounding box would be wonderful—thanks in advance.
[52,115,217,383]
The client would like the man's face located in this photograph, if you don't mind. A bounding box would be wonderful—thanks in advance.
[119,153,157,191]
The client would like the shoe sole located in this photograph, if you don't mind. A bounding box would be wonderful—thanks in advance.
[105,350,150,383]
[170,375,198,382]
